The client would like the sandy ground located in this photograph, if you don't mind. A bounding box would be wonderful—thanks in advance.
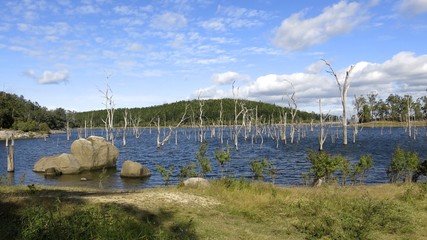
[79,190,221,209]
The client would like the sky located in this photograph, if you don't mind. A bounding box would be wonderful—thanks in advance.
[1,0,427,115]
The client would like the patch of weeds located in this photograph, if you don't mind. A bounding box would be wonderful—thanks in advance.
[294,193,413,239]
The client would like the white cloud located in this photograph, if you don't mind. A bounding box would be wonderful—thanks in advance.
[212,71,249,85]
[150,12,187,31]
[273,1,368,51]
[127,43,143,51]
[36,70,70,84]
[200,19,225,31]
[398,0,427,15]
[194,51,427,114]
[352,51,427,96]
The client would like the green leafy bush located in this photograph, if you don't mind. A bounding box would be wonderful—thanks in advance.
[387,147,419,183]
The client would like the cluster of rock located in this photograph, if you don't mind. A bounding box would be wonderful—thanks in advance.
[33,136,152,179]
[34,136,119,175]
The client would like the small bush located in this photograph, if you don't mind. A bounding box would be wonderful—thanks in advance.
[387,147,419,183]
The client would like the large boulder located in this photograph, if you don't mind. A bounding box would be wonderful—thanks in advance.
[33,153,81,174]
[71,136,119,170]
[183,177,210,188]
[120,160,151,178]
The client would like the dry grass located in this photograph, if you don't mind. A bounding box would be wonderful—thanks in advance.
[1,181,427,239]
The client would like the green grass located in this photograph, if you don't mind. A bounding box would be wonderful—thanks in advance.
[1,181,427,239]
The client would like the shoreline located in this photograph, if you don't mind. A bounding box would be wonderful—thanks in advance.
[0,130,50,141]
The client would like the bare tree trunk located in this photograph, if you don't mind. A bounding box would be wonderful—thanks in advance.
[153,105,188,149]
[198,96,205,143]
[6,132,14,172]
[66,120,71,141]
[123,109,128,146]
[323,60,355,145]
[318,99,328,151]
[99,85,115,145]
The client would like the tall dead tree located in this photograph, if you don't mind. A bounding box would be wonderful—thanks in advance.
[123,109,128,146]
[198,93,205,143]
[100,85,115,145]
[322,59,355,145]
[318,99,329,151]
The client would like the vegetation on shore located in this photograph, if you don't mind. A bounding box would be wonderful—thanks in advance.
[1,181,427,239]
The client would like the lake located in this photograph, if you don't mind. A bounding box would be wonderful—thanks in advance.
[0,125,426,189]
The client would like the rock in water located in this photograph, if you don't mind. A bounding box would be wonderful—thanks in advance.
[71,136,119,170]
[33,153,81,174]
[120,160,151,178]
[34,136,119,174]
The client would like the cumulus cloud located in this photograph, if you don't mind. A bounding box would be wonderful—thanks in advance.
[194,51,427,113]
[351,51,427,95]
[397,0,427,15]
[150,12,187,30]
[25,70,69,84]
[273,1,368,52]
[212,71,249,85]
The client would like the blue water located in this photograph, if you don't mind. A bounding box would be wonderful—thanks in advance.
[0,125,426,189]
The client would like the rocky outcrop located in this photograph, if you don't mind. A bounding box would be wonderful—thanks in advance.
[120,160,151,178]
[183,177,210,188]
[71,136,119,170]
[33,153,81,174]
[33,136,119,175]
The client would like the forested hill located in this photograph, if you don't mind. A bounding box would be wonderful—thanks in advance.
[0,91,67,131]
[74,98,319,127]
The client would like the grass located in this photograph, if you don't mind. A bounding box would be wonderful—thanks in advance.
[1,181,427,239]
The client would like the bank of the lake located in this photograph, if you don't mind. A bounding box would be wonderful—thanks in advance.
[1,181,427,239]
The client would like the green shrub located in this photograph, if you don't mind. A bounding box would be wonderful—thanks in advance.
[306,150,342,184]
[156,164,175,186]
[352,155,374,184]
[250,158,270,181]
[196,141,211,177]
[387,147,419,183]
[214,144,231,178]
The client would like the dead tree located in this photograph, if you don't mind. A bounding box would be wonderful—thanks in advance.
[219,99,224,144]
[130,113,142,138]
[352,95,364,143]
[6,132,14,172]
[318,99,329,151]
[231,81,250,151]
[153,105,188,149]
[198,93,205,143]
[123,109,128,146]
[323,59,355,145]
[100,85,115,145]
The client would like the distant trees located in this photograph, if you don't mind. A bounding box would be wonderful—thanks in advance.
[73,98,319,129]
[0,91,67,131]
[353,93,426,123]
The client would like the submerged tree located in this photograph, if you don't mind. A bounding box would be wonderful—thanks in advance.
[322,59,355,145]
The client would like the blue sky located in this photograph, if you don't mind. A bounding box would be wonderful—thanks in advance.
[1,0,426,114]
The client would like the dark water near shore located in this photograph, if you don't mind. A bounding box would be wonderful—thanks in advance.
[0,125,426,190]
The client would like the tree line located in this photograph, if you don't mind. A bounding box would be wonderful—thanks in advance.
[0,91,68,132]
[353,92,427,123]
[73,98,320,128]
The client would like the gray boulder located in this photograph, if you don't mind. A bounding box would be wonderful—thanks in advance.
[33,153,81,174]
[183,177,210,188]
[120,160,151,178]
[71,136,119,170]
